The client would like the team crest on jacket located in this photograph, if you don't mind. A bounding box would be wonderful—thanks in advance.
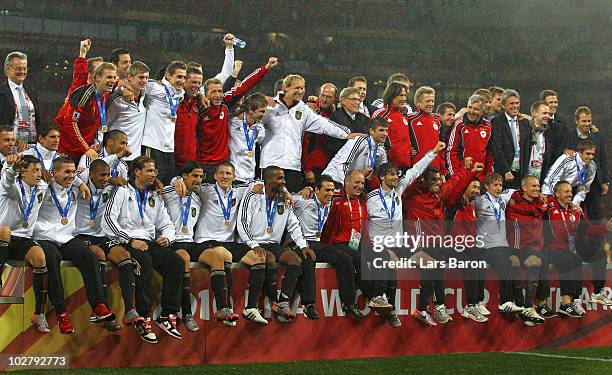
[569,214,576,222]
[148,196,156,207]
[37,193,43,203]
[72,111,80,121]
[277,204,285,215]
[433,123,439,131]
[102,192,109,202]
[480,130,487,138]
[402,118,408,125]
[191,207,197,217]
[219,111,224,120]
[416,121,422,126]
[395,196,400,205]
[500,202,506,210]
[295,111,302,120]
[232,197,237,206]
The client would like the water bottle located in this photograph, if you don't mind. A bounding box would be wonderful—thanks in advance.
[230,37,246,48]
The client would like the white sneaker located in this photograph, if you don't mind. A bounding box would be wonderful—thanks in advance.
[367,295,393,313]
[462,305,488,323]
[434,304,453,324]
[520,307,545,326]
[477,301,491,316]
[242,308,268,325]
[590,292,612,306]
[572,299,586,315]
[499,301,524,313]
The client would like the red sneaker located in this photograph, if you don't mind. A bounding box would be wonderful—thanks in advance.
[91,303,116,323]
[58,312,75,334]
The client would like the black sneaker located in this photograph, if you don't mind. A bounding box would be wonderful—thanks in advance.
[557,303,581,318]
[535,304,557,319]
[342,304,365,319]
[303,304,320,320]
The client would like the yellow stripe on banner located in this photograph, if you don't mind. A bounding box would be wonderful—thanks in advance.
[0,286,34,351]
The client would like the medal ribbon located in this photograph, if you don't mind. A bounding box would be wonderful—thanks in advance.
[366,136,379,168]
[313,196,329,233]
[94,91,107,125]
[49,185,73,220]
[242,119,258,152]
[133,186,148,224]
[378,188,396,220]
[179,194,193,229]
[19,180,37,223]
[265,193,278,230]
[574,155,587,185]
[163,84,179,116]
[484,194,502,225]
[214,185,233,222]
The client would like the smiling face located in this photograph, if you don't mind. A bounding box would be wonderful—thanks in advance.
[440,107,456,127]
[544,95,558,114]
[20,161,42,187]
[341,93,361,115]
[521,177,540,200]
[576,113,592,135]
[183,168,204,193]
[166,69,186,91]
[5,57,27,85]
[0,130,15,156]
[464,180,481,201]
[39,130,60,152]
[183,73,203,98]
[353,80,367,101]
[315,180,335,205]
[116,53,132,79]
[579,148,595,164]
[555,182,573,207]
[485,179,503,198]
[466,100,484,122]
[416,93,435,114]
[128,71,149,93]
[53,161,77,189]
[95,68,118,94]
[135,161,157,188]
[491,93,502,112]
[369,125,389,144]
[318,84,336,110]
[283,79,306,103]
[345,171,365,198]
[106,133,128,155]
[266,169,286,195]
[380,168,399,189]
[214,165,235,191]
[422,172,443,193]
[503,95,520,117]
[532,104,550,127]
[206,82,223,108]
[90,165,110,190]
[391,87,407,109]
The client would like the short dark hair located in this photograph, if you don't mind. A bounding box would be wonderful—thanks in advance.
[554,180,571,193]
[102,129,126,147]
[87,57,103,75]
[273,79,284,95]
[128,61,149,77]
[263,166,283,182]
[382,81,408,106]
[530,100,549,115]
[90,159,110,173]
[378,162,399,178]
[20,155,40,171]
[370,116,388,130]
[165,60,187,76]
[539,89,557,101]
[421,167,441,181]
[348,76,367,87]
[315,174,335,190]
[52,156,75,172]
[181,161,203,176]
[155,64,168,80]
[436,102,456,115]
[488,86,504,96]
[37,123,60,139]
[386,72,410,87]
[0,124,13,134]
[107,48,130,65]
[186,66,203,78]
[577,139,596,152]
[574,106,591,121]
[129,155,155,181]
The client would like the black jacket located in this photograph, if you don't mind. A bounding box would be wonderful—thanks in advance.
[547,113,571,159]
[491,112,531,179]
[0,80,41,131]
[563,130,610,187]
[326,108,371,158]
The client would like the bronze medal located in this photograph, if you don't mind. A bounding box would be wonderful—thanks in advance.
[89,220,97,228]
[224,220,231,227]
[21,220,29,229]
[170,115,177,122]
[181,226,188,234]
[61,217,68,225]
[315,231,321,238]
[101,125,108,133]
[266,227,273,234]
[247,151,254,158]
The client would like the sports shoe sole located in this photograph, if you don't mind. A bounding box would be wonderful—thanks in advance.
[461,311,488,323]
[242,312,268,325]
[155,321,183,340]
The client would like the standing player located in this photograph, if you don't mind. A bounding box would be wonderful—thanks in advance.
[407,86,446,174]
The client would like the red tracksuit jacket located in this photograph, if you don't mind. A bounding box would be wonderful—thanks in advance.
[196,65,269,164]
[174,96,200,167]
[403,168,474,238]
[543,196,582,251]
[372,105,411,169]
[54,57,88,134]
[505,191,547,251]
[57,84,106,160]
[446,115,494,181]
[407,109,446,174]
[321,190,369,245]
[302,101,332,174]
[446,196,477,240]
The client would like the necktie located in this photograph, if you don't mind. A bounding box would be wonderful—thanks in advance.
[509,118,519,153]
[15,86,30,122]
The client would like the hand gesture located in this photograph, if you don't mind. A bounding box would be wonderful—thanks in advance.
[432,141,445,154]
[265,57,279,70]
[79,39,92,58]
[223,33,235,48]
[472,162,484,174]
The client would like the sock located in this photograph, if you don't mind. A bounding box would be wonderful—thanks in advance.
[180,272,192,314]
[98,261,107,294]
[33,267,48,314]
[210,270,227,310]
[513,279,525,307]
[525,267,540,308]
[224,262,233,309]
[264,264,279,303]
[117,259,135,314]
[246,264,265,308]
[279,265,301,303]
[386,270,398,309]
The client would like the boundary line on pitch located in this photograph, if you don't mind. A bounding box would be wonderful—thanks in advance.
[503,351,612,362]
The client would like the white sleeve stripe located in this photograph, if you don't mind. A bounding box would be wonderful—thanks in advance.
[240,192,256,242]
[104,188,131,241]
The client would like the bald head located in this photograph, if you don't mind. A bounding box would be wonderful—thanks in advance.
[344,170,365,198]
[319,83,338,110]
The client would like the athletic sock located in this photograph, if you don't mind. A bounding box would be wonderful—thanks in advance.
[386,269,398,308]
[210,270,227,310]
[33,266,48,314]
[246,263,265,308]
[98,261,107,294]
[279,265,301,303]
[224,262,233,309]
[181,272,193,314]
[264,264,279,303]
[512,279,525,307]
[117,259,135,314]
[525,267,540,308]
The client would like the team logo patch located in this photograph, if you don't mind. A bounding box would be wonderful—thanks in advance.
[37,193,43,203]
[191,207,197,217]
[465,129,470,134]
[387,118,393,123]
[402,118,408,125]
[480,130,487,138]
[148,196,156,207]
[433,123,439,131]
[501,202,506,210]
[295,111,302,120]
[416,121,422,126]
[570,214,576,222]
[102,192,109,202]
[72,111,81,121]
[232,197,237,206]
[395,196,400,205]
[219,111,224,120]
[277,204,285,215]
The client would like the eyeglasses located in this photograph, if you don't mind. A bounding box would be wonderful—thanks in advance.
[10,65,28,73]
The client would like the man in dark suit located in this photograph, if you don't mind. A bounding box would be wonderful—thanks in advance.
[0,52,41,151]
[526,101,557,185]
[491,89,531,189]
[327,87,371,159]
[540,89,570,159]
